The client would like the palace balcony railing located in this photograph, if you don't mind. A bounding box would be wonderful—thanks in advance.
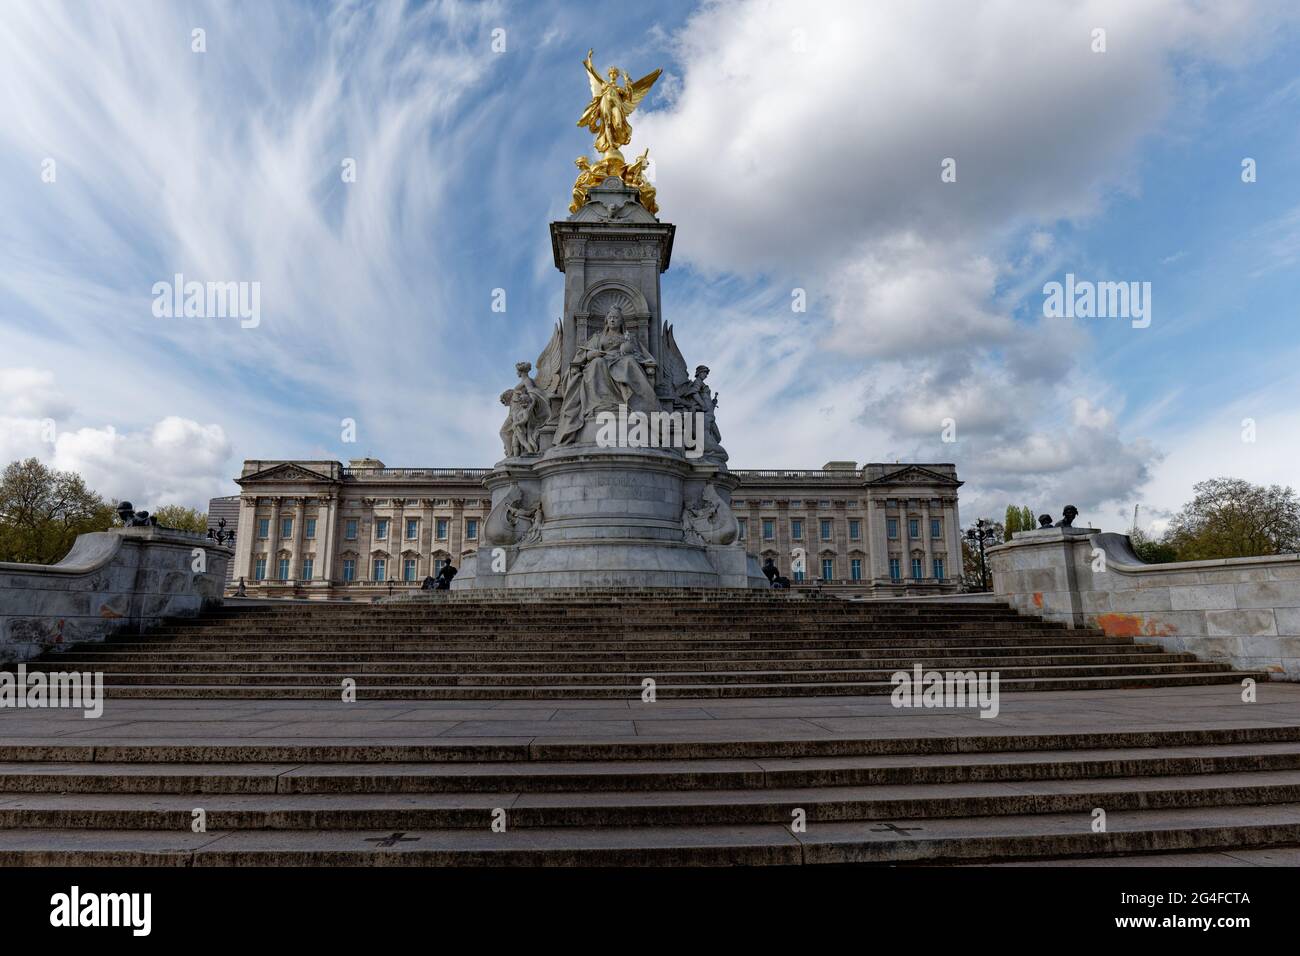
[342,468,492,480]
[731,469,864,481]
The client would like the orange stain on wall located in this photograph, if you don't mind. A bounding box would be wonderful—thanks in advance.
[1094,612,1177,638]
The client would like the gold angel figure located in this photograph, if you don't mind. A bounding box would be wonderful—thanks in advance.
[577,48,661,160]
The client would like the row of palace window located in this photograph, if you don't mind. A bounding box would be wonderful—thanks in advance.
[250,554,946,584]
[891,557,946,582]
[738,517,944,542]
[770,556,947,583]
[252,555,455,583]
[256,516,480,543]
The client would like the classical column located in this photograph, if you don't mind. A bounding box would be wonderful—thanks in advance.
[945,496,962,584]
[392,498,407,581]
[451,498,465,564]
[920,499,933,581]
[318,494,338,584]
[267,497,282,581]
[234,495,258,583]
[290,497,306,581]
[776,500,790,570]
[834,503,848,582]
[420,498,435,577]
[869,499,889,583]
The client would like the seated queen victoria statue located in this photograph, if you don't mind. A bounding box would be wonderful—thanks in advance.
[554,306,659,445]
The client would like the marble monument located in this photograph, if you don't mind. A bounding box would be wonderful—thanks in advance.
[454,49,763,588]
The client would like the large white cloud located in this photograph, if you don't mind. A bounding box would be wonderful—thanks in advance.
[1,366,231,508]
[51,416,232,508]
[634,0,1285,522]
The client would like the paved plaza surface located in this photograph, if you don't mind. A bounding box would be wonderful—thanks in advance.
[4,683,1297,749]
[3,684,1300,865]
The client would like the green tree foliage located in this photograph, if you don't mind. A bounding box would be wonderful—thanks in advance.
[1003,504,1035,539]
[1129,527,1179,564]
[0,458,116,564]
[1004,505,1021,539]
[1164,478,1300,560]
[152,504,208,533]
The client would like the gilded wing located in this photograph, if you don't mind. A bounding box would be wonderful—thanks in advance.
[534,320,564,395]
[661,322,691,398]
[624,68,662,113]
[583,50,603,98]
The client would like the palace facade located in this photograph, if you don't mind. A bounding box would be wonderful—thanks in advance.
[223,458,962,599]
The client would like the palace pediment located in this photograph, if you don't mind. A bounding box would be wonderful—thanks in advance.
[868,466,962,487]
[239,463,334,484]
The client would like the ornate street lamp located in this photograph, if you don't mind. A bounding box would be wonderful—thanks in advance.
[965,519,995,592]
[207,518,236,547]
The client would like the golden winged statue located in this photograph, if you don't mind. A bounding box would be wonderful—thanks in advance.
[577,48,661,162]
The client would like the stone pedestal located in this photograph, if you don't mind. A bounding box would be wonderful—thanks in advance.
[454,445,765,589]
[985,526,1099,627]
[455,177,764,590]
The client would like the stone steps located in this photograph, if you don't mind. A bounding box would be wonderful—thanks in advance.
[7,743,1300,794]
[83,671,1250,699]
[32,587,1253,698]
[22,662,1227,687]
[60,639,1153,658]
[5,770,1300,829]
[7,807,1300,866]
[3,729,1300,865]
[23,652,1192,673]
[38,642,1159,665]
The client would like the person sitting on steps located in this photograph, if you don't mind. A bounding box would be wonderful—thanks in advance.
[761,557,790,589]
[433,564,458,590]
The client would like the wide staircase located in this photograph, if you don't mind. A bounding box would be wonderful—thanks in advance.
[3,728,1300,865]
[8,590,1295,866]
[26,589,1249,699]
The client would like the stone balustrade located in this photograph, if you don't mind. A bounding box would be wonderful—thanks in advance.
[0,527,232,665]
[987,526,1300,679]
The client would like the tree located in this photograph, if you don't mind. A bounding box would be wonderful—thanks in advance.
[1130,527,1179,564]
[1164,478,1300,560]
[1003,504,1035,540]
[961,519,1005,591]
[1004,505,1021,539]
[0,458,116,564]
[152,504,208,533]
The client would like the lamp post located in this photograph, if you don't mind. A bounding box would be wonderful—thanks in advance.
[207,518,236,547]
[965,519,995,593]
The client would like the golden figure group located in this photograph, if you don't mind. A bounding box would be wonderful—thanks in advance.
[570,49,661,215]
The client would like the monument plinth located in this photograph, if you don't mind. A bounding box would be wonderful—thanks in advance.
[454,50,763,590]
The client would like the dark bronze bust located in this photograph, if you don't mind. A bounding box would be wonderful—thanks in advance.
[1054,505,1079,528]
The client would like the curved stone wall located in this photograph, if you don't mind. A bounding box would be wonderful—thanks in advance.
[987,527,1300,680]
[0,527,232,665]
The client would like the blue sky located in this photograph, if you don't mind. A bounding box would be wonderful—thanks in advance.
[1,0,1297,533]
